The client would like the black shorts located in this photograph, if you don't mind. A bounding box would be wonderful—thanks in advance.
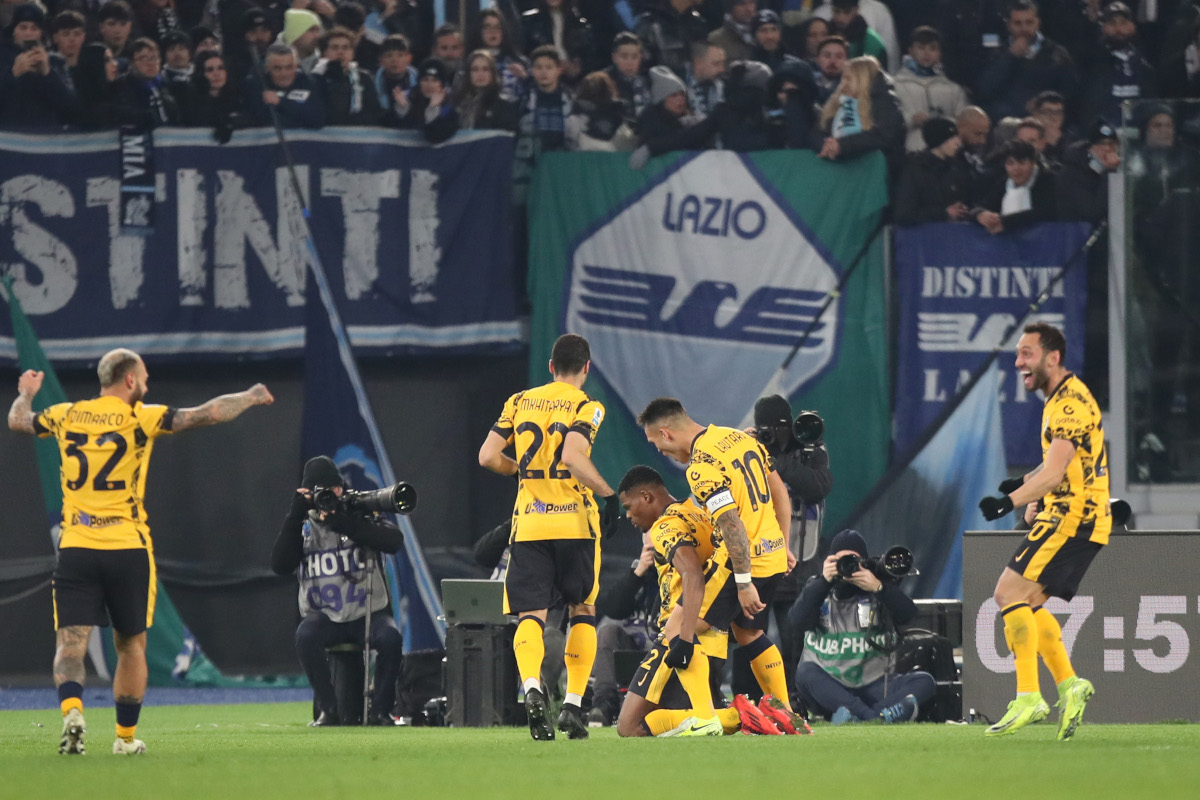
[729,573,782,631]
[52,547,155,635]
[503,538,599,615]
[1008,526,1103,601]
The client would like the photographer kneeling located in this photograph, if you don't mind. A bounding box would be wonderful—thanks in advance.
[271,456,405,726]
[788,529,935,724]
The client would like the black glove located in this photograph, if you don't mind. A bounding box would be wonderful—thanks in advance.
[213,121,233,145]
[600,494,621,540]
[288,490,311,519]
[979,495,1015,521]
[998,477,1024,495]
[664,636,694,669]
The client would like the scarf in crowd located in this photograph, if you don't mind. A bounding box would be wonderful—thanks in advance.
[1001,165,1039,216]
[832,95,862,138]
[901,55,939,78]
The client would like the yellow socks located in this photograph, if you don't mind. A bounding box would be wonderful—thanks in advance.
[514,616,546,691]
[644,708,691,736]
[674,646,714,719]
[563,615,597,705]
[1033,605,1075,685]
[743,636,789,708]
[1002,602,1040,694]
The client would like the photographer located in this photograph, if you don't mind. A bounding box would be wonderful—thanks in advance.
[271,456,405,726]
[788,529,935,724]
[743,395,832,703]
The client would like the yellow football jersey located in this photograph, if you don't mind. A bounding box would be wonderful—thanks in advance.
[652,498,728,626]
[35,396,174,550]
[1037,373,1112,545]
[492,381,604,541]
[687,425,787,577]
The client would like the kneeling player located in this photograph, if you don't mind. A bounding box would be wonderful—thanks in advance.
[614,466,797,737]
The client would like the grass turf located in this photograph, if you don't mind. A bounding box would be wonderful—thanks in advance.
[2,702,1198,800]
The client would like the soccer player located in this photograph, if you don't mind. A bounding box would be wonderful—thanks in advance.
[978,321,1109,739]
[7,348,274,755]
[615,465,791,737]
[477,334,619,740]
[638,397,805,727]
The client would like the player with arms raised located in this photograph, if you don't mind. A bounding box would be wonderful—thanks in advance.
[8,348,273,755]
[978,322,1110,739]
[638,397,805,730]
[478,334,619,741]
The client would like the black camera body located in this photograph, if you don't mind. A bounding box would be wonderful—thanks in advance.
[757,409,825,451]
[311,482,417,516]
[835,546,916,584]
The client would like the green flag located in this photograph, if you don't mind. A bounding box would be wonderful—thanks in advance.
[527,151,890,531]
[2,277,299,687]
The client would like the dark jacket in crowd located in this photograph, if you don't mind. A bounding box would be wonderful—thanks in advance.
[976,34,1077,122]
[312,59,383,126]
[458,87,520,132]
[604,64,650,126]
[980,166,1058,231]
[894,150,972,225]
[1057,140,1111,223]
[765,59,822,151]
[392,88,460,144]
[632,0,710,78]
[522,3,598,71]
[113,73,182,128]
[1077,41,1157,127]
[636,101,720,156]
[0,41,77,130]
[823,71,906,173]
[245,70,327,128]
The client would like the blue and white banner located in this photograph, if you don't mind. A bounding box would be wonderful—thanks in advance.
[0,128,520,364]
[893,223,1090,467]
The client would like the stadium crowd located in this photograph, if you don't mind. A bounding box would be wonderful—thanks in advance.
[1,0,1198,473]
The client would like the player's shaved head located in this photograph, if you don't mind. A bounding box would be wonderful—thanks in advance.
[97,348,143,388]
[618,464,666,495]
[637,397,688,428]
[550,333,590,376]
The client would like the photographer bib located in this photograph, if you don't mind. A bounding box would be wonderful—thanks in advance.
[297,515,388,623]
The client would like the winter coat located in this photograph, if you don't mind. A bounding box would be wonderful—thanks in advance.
[976,35,1077,122]
[892,61,969,152]
[893,150,972,226]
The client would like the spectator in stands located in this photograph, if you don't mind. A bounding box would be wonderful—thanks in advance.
[1128,104,1200,215]
[281,8,323,73]
[289,0,337,28]
[514,44,572,188]
[893,26,967,153]
[975,139,1057,234]
[955,104,994,204]
[390,56,458,141]
[246,42,327,128]
[1029,90,1074,166]
[976,0,1076,124]
[98,1,136,66]
[708,0,756,63]
[312,26,382,126]
[180,50,246,140]
[605,32,650,125]
[990,115,1022,152]
[372,0,430,64]
[161,29,194,94]
[1013,116,1056,168]
[0,3,77,131]
[1078,2,1156,127]
[633,62,721,159]
[220,8,274,97]
[134,0,182,45]
[750,10,798,73]
[521,0,596,80]
[50,10,85,80]
[565,69,635,150]
[716,58,772,151]
[817,55,904,172]
[814,35,848,103]
[826,0,888,71]
[333,3,379,74]
[633,0,709,78]
[814,0,897,74]
[685,41,725,121]
[765,57,823,151]
[72,42,143,129]
[893,116,972,225]
[375,33,416,116]
[455,50,519,132]
[1159,15,1200,98]
[432,22,465,74]
[1057,118,1121,223]
[470,8,528,103]
[114,37,181,127]
[190,26,219,55]
[794,15,830,64]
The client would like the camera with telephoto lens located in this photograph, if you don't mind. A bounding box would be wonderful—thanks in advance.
[757,409,825,449]
[835,546,917,583]
[310,482,418,515]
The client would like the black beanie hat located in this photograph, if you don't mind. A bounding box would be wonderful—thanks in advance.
[830,529,868,557]
[922,116,958,150]
[754,394,792,428]
[302,456,344,490]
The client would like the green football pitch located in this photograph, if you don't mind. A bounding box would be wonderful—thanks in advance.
[2,703,1199,800]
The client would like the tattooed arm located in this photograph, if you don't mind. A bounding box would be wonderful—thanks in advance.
[171,383,274,431]
[8,369,44,434]
[716,510,765,616]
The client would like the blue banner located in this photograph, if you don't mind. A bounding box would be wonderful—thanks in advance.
[300,258,445,654]
[893,223,1090,467]
[0,128,520,364]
